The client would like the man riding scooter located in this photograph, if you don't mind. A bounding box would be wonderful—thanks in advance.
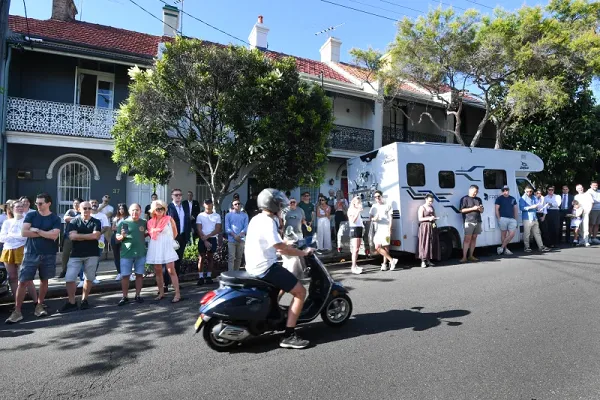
[244,188,314,349]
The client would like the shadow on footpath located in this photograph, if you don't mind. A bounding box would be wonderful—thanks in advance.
[230,306,471,353]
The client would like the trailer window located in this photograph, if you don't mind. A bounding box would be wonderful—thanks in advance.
[483,169,507,189]
[438,171,455,188]
[407,163,425,187]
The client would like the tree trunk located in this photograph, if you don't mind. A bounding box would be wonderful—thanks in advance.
[450,101,466,146]
[470,105,491,148]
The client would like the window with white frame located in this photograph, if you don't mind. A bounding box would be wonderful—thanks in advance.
[57,161,91,216]
[75,68,115,109]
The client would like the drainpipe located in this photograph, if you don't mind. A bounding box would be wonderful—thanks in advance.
[0,46,11,202]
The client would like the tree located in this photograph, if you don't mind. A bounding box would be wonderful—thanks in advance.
[351,0,600,149]
[504,89,600,187]
[112,37,333,211]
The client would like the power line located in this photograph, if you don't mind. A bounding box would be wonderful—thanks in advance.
[463,0,494,10]
[347,0,417,17]
[320,0,399,22]
[157,0,250,45]
[127,0,180,34]
[378,0,425,15]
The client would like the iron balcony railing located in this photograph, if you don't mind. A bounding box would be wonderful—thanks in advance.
[382,126,447,146]
[330,124,374,152]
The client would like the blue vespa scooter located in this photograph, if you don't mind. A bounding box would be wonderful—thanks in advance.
[194,231,352,352]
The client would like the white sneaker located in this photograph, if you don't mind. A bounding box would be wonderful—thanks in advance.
[77,280,84,288]
[497,246,504,255]
[421,261,428,268]
[92,279,100,284]
[390,258,398,271]
[115,274,122,281]
[573,239,579,245]
[585,242,591,247]
[380,263,388,271]
[503,248,513,255]
[351,266,363,275]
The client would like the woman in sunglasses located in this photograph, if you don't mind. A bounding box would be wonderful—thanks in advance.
[146,200,181,302]
[348,196,364,274]
[316,196,332,251]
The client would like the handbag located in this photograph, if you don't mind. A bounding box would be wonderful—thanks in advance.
[173,240,180,250]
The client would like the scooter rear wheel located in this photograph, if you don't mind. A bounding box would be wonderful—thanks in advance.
[321,294,353,327]
[202,318,238,352]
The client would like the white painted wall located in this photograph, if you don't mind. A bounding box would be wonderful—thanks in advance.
[331,96,372,129]
[167,158,196,198]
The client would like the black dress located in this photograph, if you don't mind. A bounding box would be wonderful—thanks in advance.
[417,205,440,261]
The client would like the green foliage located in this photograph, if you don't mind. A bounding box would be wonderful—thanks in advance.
[112,37,333,210]
[504,89,600,187]
[183,238,199,262]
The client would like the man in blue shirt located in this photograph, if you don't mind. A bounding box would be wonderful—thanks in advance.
[225,200,248,271]
[495,185,519,255]
[519,186,549,253]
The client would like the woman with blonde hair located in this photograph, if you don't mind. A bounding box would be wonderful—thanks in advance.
[347,195,364,275]
[0,200,38,305]
[316,196,332,251]
[146,200,181,302]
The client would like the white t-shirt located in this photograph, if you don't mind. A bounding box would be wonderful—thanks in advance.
[99,204,114,217]
[575,192,593,213]
[196,212,221,237]
[369,202,392,225]
[92,212,110,242]
[245,212,283,276]
[347,207,364,228]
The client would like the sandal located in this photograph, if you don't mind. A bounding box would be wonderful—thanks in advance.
[155,295,165,301]
[171,297,181,304]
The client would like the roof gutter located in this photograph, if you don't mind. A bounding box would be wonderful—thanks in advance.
[300,72,376,100]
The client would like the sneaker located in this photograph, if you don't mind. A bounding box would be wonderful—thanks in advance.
[118,297,129,306]
[541,247,551,252]
[34,303,48,317]
[585,242,591,247]
[524,248,532,253]
[421,261,428,268]
[58,301,78,313]
[134,295,144,303]
[351,266,363,275]
[115,274,122,281]
[196,278,205,286]
[92,279,100,284]
[427,261,435,267]
[497,247,504,255]
[390,258,398,271]
[77,280,84,288]
[5,310,23,324]
[205,277,214,285]
[572,240,579,245]
[79,299,90,310]
[58,271,66,279]
[504,248,513,255]
[279,332,310,349]
[380,263,388,271]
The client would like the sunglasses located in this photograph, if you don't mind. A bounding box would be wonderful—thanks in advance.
[156,207,165,212]
[35,202,45,206]
[173,193,182,197]
[290,201,296,204]
[81,207,92,210]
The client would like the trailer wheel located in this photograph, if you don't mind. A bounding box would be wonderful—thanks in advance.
[439,232,454,261]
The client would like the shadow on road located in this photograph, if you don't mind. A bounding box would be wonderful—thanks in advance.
[235,306,471,353]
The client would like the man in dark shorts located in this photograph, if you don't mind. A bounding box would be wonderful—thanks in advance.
[459,185,484,263]
[196,199,221,285]
[6,193,61,324]
[245,188,314,349]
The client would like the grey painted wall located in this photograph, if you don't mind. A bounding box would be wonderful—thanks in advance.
[6,144,126,212]
[8,50,131,107]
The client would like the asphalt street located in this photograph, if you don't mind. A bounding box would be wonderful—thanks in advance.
[1,246,600,400]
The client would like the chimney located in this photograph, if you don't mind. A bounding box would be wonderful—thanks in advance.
[248,15,269,49]
[320,37,342,63]
[162,5,180,37]
[51,0,78,22]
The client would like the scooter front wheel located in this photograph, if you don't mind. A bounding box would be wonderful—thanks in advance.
[321,294,353,327]
[202,318,238,352]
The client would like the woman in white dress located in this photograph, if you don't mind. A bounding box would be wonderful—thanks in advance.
[146,200,181,302]
[316,196,332,251]
[347,196,364,275]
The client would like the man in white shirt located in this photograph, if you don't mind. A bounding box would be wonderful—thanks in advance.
[89,199,111,285]
[543,186,561,247]
[196,199,221,285]
[586,181,600,244]
[245,188,313,349]
[575,184,592,246]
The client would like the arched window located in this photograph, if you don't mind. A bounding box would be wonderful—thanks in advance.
[57,161,91,215]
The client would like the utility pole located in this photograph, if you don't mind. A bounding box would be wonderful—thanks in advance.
[0,0,11,202]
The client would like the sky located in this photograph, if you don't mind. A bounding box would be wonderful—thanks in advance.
[11,0,535,63]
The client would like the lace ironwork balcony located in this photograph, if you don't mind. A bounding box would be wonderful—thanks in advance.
[382,126,447,146]
[330,124,374,152]
[6,97,117,139]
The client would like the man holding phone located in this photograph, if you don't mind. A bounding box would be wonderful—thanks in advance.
[459,185,484,263]
[519,186,550,253]
[115,203,147,306]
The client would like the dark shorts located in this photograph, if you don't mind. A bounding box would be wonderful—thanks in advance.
[261,263,298,292]
[349,227,363,239]
[198,237,217,254]
[19,253,56,282]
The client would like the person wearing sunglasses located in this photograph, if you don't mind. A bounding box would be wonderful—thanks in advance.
[519,186,550,253]
[370,190,397,270]
[495,185,518,255]
[225,199,248,271]
[60,201,102,313]
[115,203,147,305]
[316,197,332,252]
[146,200,181,302]
[6,193,61,324]
[348,196,364,275]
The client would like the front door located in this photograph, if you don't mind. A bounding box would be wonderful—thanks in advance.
[126,178,167,212]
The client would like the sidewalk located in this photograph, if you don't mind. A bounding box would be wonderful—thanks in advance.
[0,250,365,304]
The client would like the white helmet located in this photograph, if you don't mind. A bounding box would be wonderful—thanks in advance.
[257,188,289,214]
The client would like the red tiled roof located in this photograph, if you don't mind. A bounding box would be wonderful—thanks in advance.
[336,61,428,95]
[8,15,352,83]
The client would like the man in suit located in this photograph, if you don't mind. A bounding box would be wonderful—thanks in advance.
[183,191,201,242]
[559,185,575,244]
[165,188,190,290]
